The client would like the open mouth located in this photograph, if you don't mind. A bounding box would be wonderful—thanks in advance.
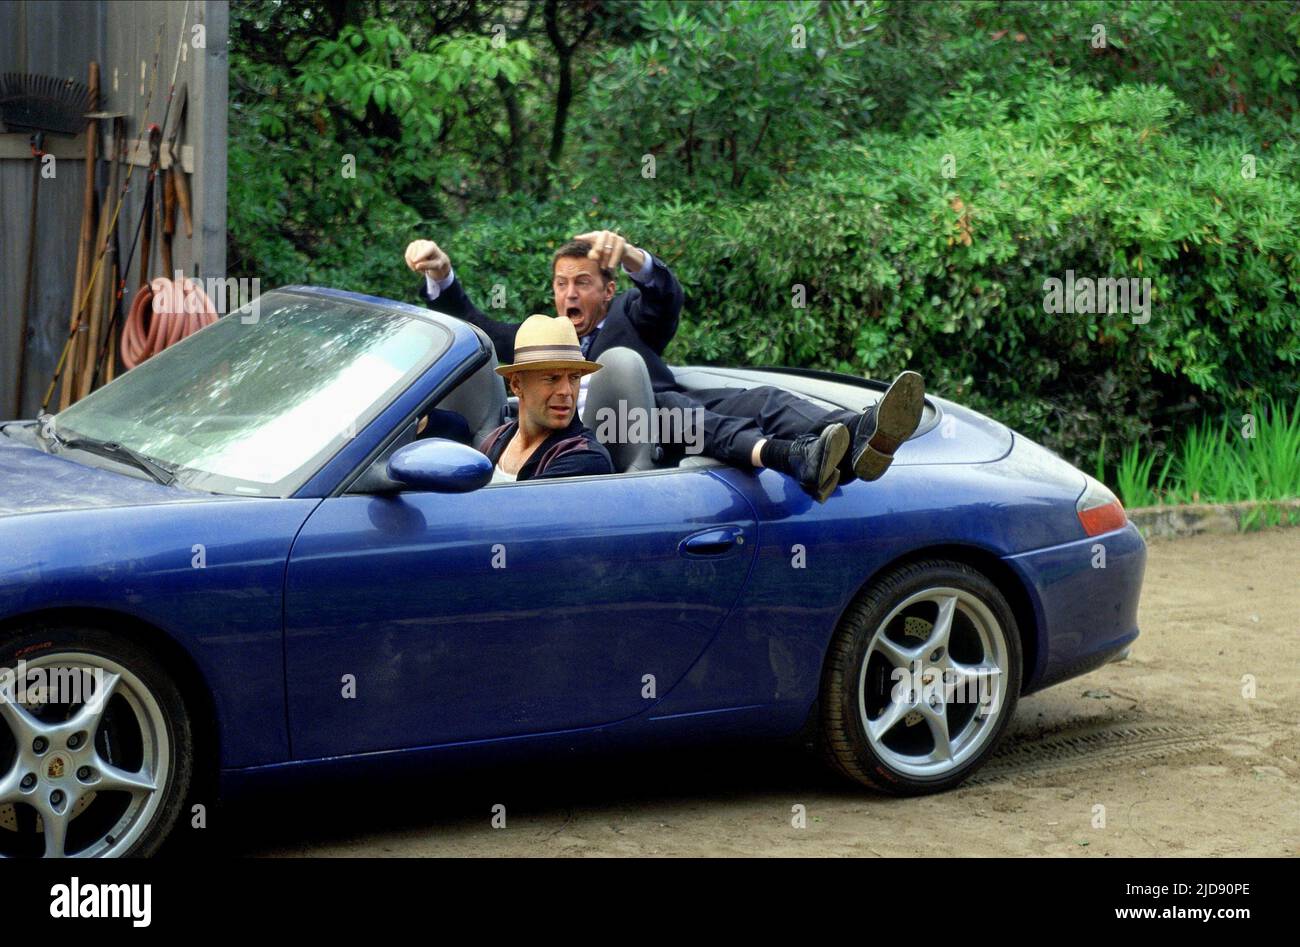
[566,307,582,319]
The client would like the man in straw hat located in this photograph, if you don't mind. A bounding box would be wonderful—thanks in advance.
[476,314,613,483]
[406,229,924,502]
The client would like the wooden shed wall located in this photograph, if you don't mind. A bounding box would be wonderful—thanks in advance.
[0,0,227,419]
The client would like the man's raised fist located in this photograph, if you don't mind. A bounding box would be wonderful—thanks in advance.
[404,239,451,282]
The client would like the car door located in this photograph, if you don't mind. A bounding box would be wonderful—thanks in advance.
[283,468,757,758]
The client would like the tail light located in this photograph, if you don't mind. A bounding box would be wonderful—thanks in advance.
[1077,474,1127,536]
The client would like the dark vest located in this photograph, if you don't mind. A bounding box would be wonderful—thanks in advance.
[478,415,612,480]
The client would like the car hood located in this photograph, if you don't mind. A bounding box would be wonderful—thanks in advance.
[0,434,212,517]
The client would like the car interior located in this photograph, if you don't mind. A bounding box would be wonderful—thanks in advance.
[412,336,690,476]
[350,323,935,490]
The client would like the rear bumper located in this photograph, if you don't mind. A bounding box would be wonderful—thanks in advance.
[1004,520,1147,694]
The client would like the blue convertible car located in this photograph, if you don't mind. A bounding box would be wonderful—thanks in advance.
[0,287,1146,857]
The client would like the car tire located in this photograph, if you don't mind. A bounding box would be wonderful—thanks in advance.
[0,625,193,857]
[819,559,1022,795]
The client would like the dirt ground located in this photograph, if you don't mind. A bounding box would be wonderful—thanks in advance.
[227,528,1300,857]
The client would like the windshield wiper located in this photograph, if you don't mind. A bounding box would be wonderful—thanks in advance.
[37,423,176,486]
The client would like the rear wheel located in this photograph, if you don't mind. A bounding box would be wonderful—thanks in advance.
[820,559,1021,794]
[0,626,192,857]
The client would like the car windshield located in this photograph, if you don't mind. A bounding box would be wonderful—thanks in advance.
[52,290,451,496]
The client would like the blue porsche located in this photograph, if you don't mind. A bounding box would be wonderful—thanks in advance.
[0,287,1146,857]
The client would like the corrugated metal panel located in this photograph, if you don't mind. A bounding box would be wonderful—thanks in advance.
[0,0,226,419]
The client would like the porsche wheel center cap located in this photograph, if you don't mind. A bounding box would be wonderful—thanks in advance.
[46,754,69,780]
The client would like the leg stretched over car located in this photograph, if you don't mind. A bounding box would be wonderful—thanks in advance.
[655,371,926,500]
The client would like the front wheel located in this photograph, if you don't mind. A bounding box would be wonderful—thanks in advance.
[819,559,1022,794]
[0,626,193,857]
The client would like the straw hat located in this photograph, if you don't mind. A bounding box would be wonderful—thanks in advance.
[495,314,603,376]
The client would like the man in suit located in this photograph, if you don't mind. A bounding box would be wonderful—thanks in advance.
[404,231,924,501]
[406,230,682,395]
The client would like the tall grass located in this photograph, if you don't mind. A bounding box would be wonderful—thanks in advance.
[1100,395,1300,508]
[1242,397,1300,499]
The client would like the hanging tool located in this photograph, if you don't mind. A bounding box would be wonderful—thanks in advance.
[78,116,125,402]
[89,0,193,391]
[40,20,169,413]
[61,63,100,411]
[60,110,125,407]
[138,123,162,288]
[14,132,44,417]
[166,81,192,239]
[0,73,92,134]
[162,144,176,278]
[103,198,126,384]
[0,72,91,416]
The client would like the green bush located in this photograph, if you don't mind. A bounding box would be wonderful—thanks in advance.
[435,79,1299,469]
[227,2,1300,476]
[860,1,1300,135]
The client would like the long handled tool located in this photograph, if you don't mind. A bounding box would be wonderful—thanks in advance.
[162,143,176,278]
[0,72,91,416]
[138,123,162,289]
[60,63,101,411]
[89,0,193,391]
[77,116,125,402]
[14,131,43,417]
[39,18,170,413]
[103,220,123,384]
[60,107,125,406]
[166,81,192,240]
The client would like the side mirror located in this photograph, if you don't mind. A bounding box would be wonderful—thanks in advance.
[386,438,492,492]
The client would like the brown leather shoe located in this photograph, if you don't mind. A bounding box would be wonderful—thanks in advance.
[851,371,925,481]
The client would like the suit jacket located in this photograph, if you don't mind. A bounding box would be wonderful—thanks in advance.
[478,414,613,480]
[419,254,686,392]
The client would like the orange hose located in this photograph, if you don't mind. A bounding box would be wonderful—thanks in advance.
[120,276,218,369]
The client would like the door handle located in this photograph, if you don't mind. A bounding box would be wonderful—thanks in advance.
[679,525,746,557]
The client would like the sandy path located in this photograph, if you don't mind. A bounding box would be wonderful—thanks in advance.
[227,528,1300,857]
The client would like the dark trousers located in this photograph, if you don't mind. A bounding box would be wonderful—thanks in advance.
[656,386,874,478]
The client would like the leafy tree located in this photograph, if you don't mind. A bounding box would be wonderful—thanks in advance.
[228,0,1300,469]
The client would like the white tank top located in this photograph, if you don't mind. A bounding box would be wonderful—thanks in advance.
[576,374,592,417]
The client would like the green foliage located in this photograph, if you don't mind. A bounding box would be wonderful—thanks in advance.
[228,0,1300,475]
[228,2,548,292]
[1107,395,1300,507]
[441,78,1299,467]
[298,20,535,169]
[227,47,423,293]
[1113,440,1160,508]
[861,1,1300,133]
[581,0,885,195]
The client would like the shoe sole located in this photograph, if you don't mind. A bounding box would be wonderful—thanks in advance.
[813,469,841,504]
[853,370,925,481]
[803,423,849,503]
